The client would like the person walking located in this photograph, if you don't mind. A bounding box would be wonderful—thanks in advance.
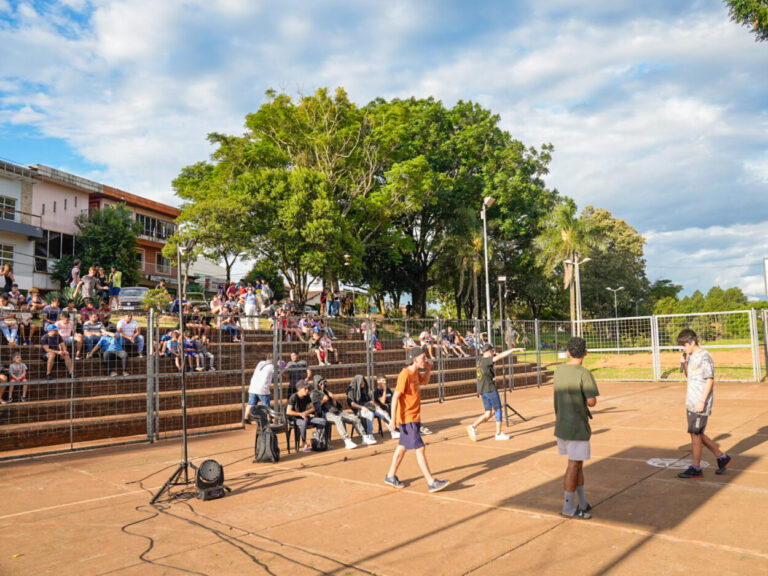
[384,347,449,493]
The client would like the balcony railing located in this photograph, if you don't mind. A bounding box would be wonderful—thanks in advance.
[141,261,177,278]
[1,207,43,228]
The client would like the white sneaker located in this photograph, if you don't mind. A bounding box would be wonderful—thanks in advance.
[495,433,510,441]
[362,434,377,445]
[344,438,358,450]
[390,431,400,439]
[467,425,477,441]
[421,426,433,435]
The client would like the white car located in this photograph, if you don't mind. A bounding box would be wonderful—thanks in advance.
[117,286,149,310]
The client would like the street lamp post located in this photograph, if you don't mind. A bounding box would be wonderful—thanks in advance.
[481,196,495,345]
[630,297,644,317]
[606,286,624,352]
[563,253,591,337]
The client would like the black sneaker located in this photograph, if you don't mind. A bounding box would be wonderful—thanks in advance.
[716,454,732,475]
[677,465,703,478]
[561,508,592,520]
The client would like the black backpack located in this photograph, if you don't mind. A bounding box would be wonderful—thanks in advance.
[252,407,280,463]
[310,428,327,452]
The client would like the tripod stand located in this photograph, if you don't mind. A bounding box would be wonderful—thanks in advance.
[501,346,527,426]
[151,246,197,504]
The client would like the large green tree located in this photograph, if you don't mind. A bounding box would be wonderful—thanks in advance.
[578,206,650,318]
[724,0,768,41]
[75,204,141,285]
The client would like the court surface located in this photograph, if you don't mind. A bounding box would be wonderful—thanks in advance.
[1,380,766,576]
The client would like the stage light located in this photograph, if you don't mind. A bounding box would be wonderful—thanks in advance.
[195,459,228,501]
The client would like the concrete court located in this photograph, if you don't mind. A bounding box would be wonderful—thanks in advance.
[0,380,766,576]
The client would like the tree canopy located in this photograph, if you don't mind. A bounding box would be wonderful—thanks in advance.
[75,204,141,286]
[724,0,768,42]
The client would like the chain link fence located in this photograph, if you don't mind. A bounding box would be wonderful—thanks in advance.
[1,307,764,459]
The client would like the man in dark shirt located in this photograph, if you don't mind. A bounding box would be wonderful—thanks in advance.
[286,380,326,453]
[467,343,519,442]
[284,352,308,397]
[41,325,73,379]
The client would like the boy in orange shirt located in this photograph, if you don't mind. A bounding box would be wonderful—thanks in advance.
[385,347,449,493]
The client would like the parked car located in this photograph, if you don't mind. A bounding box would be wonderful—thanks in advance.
[117,286,149,311]
[185,291,211,311]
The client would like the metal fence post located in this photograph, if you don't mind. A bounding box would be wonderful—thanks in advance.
[651,315,661,381]
[763,309,768,382]
[749,309,761,382]
[241,327,247,424]
[146,308,154,442]
[534,319,541,388]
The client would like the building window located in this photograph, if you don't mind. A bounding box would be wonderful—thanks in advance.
[136,250,145,270]
[53,201,56,213]
[0,244,13,268]
[34,230,76,273]
[156,253,171,274]
[0,196,16,221]
[135,213,176,241]
[74,196,78,208]
[64,199,68,211]
[42,203,45,215]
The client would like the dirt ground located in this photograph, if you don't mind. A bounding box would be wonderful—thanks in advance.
[1,381,767,576]
[589,348,759,369]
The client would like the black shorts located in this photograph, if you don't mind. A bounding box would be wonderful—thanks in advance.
[687,410,708,434]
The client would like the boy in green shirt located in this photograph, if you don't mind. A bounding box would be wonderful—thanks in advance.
[553,336,599,519]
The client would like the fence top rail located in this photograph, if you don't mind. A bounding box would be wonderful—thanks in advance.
[576,315,652,324]
[654,310,752,319]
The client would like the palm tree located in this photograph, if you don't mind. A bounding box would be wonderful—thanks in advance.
[456,230,485,319]
[534,203,601,326]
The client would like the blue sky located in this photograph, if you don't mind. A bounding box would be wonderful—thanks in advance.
[1,0,767,297]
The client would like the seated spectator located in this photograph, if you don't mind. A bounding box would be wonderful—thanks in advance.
[158,329,175,356]
[8,284,24,307]
[418,329,437,359]
[284,351,308,397]
[117,313,144,357]
[446,326,471,357]
[82,315,105,354]
[16,301,36,345]
[6,352,27,402]
[42,297,61,331]
[97,299,112,325]
[0,357,9,403]
[319,331,339,364]
[286,380,326,453]
[309,332,330,366]
[27,288,46,318]
[373,375,400,439]
[317,318,336,339]
[465,330,477,349]
[186,306,209,338]
[41,325,73,379]
[402,332,419,349]
[310,375,365,450]
[56,312,84,359]
[345,375,380,445]
[63,300,80,325]
[219,306,241,342]
[87,327,128,376]
[439,329,464,358]
[298,316,313,341]
[0,294,18,345]
[197,334,215,371]
[181,331,202,371]
[165,331,183,370]
[80,298,99,322]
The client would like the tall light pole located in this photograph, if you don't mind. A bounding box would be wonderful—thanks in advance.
[606,286,624,352]
[481,196,495,345]
[630,297,644,317]
[497,275,507,344]
[564,253,591,337]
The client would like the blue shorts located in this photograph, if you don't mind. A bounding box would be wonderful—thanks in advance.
[248,393,271,407]
[109,287,121,296]
[481,390,502,411]
[398,422,425,450]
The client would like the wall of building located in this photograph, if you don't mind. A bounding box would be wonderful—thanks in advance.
[31,180,90,234]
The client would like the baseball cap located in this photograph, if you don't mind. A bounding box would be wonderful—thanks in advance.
[405,347,426,365]
[296,380,309,390]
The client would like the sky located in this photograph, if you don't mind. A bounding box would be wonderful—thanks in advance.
[1,0,767,298]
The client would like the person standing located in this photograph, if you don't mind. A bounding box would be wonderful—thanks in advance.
[384,347,449,493]
[109,266,122,309]
[69,259,81,289]
[553,337,599,519]
[676,329,732,478]
[1,263,14,294]
[241,286,259,331]
[467,343,519,442]
[244,354,274,423]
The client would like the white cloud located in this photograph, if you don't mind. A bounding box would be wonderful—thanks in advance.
[0,0,766,297]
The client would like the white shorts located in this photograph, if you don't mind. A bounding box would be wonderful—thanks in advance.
[557,438,591,461]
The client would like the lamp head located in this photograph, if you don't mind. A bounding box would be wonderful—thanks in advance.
[483,196,496,208]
